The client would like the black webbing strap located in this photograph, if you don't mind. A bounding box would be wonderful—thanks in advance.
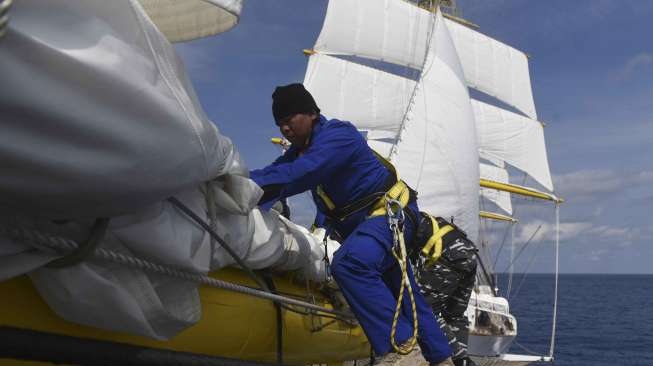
[319,173,397,222]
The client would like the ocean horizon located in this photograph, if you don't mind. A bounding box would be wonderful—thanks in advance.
[495,273,652,366]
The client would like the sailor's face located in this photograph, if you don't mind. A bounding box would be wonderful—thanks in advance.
[277,112,315,148]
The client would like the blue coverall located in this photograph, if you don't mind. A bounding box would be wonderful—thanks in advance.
[250,115,451,363]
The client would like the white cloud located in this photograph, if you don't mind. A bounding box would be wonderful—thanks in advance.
[553,169,653,202]
[509,220,639,246]
[616,52,653,81]
[589,249,608,262]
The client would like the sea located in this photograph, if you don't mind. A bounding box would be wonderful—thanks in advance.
[497,274,653,366]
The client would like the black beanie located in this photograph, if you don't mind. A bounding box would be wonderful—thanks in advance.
[272,83,320,122]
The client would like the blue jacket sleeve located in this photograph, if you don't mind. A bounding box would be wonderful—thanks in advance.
[250,123,361,203]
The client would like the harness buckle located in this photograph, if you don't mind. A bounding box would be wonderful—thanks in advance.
[385,196,405,227]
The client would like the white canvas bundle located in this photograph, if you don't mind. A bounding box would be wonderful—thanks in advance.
[0,167,336,339]
[0,0,236,219]
[0,0,336,340]
[139,0,243,43]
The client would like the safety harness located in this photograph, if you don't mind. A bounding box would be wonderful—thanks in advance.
[314,151,419,355]
[315,151,416,224]
[415,214,455,265]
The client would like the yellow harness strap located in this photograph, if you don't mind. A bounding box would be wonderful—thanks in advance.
[315,150,410,218]
[368,180,410,218]
[420,216,454,264]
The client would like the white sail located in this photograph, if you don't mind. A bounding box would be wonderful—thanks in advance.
[138,0,242,43]
[304,54,416,133]
[445,18,537,119]
[391,10,479,241]
[307,8,479,240]
[473,99,553,191]
[314,0,432,69]
[480,163,512,215]
[312,0,536,121]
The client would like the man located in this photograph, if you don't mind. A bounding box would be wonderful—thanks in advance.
[412,218,479,366]
[250,83,453,366]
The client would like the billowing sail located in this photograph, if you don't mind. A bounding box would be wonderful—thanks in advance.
[138,0,242,43]
[314,0,431,69]
[480,163,512,215]
[304,54,416,133]
[306,8,479,240]
[391,10,479,241]
[445,18,537,119]
[312,0,536,121]
[473,99,553,191]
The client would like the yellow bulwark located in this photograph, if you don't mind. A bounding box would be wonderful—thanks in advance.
[0,269,370,365]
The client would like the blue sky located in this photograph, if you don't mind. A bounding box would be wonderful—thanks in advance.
[176,0,653,274]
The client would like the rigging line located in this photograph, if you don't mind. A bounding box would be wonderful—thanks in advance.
[513,340,542,356]
[501,224,542,274]
[549,203,560,358]
[387,4,437,160]
[2,223,356,320]
[506,221,516,298]
[493,170,529,272]
[491,217,512,270]
[473,251,497,296]
[477,197,495,267]
[509,234,544,300]
[167,198,349,322]
[168,197,271,293]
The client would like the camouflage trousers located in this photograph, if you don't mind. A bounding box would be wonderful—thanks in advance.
[414,238,478,360]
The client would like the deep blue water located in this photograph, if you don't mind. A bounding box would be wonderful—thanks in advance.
[496,274,653,366]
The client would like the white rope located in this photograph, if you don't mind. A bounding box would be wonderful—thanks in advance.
[3,225,355,320]
[548,203,560,358]
[506,221,515,297]
[388,5,438,161]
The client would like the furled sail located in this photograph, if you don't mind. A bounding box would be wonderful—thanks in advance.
[480,163,512,215]
[0,0,237,218]
[0,0,335,341]
[138,0,243,43]
[472,99,553,191]
[306,7,479,241]
[445,18,537,120]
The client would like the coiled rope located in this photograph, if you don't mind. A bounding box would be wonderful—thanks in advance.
[386,199,418,355]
